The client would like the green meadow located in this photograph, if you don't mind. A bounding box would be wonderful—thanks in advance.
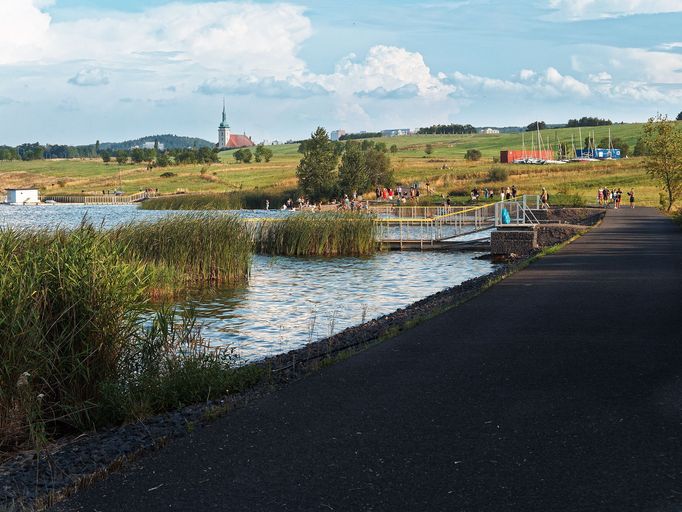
[0,122,666,207]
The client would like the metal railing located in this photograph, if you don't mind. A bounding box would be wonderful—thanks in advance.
[494,195,541,227]
[374,195,541,246]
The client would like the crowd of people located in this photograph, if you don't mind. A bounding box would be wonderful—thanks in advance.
[597,187,635,209]
[374,185,421,203]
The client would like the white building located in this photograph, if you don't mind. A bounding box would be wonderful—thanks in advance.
[381,128,410,137]
[6,188,40,205]
[330,129,346,142]
[479,128,500,134]
[142,141,165,151]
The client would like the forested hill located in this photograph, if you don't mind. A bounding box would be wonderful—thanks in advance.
[100,134,214,150]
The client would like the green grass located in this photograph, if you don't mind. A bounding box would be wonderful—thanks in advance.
[0,122,670,209]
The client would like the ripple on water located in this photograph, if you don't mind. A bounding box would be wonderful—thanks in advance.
[187,252,496,361]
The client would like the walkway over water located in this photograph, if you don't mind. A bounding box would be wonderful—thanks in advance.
[41,190,157,205]
[55,207,682,511]
[373,195,540,249]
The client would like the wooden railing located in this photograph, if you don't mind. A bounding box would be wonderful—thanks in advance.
[43,191,158,204]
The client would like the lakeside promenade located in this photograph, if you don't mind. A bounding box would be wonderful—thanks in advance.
[56,207,681,511]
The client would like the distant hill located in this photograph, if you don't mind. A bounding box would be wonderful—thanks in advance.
[100,134,214,150]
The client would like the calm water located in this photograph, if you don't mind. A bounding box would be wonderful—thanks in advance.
[1,204,496,361]
[0,204,279,229]
[188,252,495,361]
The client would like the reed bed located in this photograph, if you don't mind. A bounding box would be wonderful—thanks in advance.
[112,214,254,286]
[139,189,294,211]
[0,224,260,452]
[256,212,377,256]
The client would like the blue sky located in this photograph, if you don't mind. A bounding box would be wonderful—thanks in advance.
[0,0,681,145]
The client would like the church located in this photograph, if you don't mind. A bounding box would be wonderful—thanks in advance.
[217,100,255,149]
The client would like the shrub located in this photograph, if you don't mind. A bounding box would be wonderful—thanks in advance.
[488,167,508,182]
[464,149,482,161]
[160,171,177,178]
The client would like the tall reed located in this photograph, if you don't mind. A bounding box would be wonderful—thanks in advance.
[0,223,260,451]
[112,214,254,286]
[0,224,148,446]
[139,189,294,211]
[256,212,377,256]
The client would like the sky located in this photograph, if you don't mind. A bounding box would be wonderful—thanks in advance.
[0,0,681,145]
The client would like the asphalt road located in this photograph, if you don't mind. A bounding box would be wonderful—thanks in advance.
[54,207,682,511]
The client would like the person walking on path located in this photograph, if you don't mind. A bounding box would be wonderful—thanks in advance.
[628,189,635,208]
[540,187,550,209]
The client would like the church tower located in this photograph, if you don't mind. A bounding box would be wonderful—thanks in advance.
[218,98,231,148]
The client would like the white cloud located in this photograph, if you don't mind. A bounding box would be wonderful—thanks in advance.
[0,0,52,64]
[315,46,454,100]
[546,0,682,21]
[68,68,109,87]
[196,76,328,98]
[544,67,591,96]
[519,69,536,81]
[588,71,612,83]
[0,1,312,79]
[658,42,682,51]
[450,67,590,98]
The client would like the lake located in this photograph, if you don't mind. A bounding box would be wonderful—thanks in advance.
[0,204,496,360]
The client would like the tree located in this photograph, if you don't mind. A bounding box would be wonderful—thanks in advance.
[234,149,244,163]
[365,148,393,188]
[642,114,682,211]
[338,142,368,194]
[374,142,387,153]
[254,143,273,163]
[240,148,253,163]
[101,150,111,163]
[677,111,682,121]
[389,144,398,154]
[156,152,170,167]
[95,140,100,155]
[296,127,339,200]
[633,138,649,157]
[361,139,375,151]
[464,149,482,161]
[115,150,128,165]
[526,121,546,132]
[424,144,433,156]
[130,148,145,163]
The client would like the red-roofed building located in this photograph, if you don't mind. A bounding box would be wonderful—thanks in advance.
[217,99,255,149]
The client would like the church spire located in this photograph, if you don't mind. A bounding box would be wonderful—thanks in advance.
[219,97,230,129]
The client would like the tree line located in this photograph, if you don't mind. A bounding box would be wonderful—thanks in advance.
[296,127,394,201]
[567,117,612,127]
[417,124,477,135]
[0,142,99,161]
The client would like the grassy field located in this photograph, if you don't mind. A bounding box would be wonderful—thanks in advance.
[0,122,667,207]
